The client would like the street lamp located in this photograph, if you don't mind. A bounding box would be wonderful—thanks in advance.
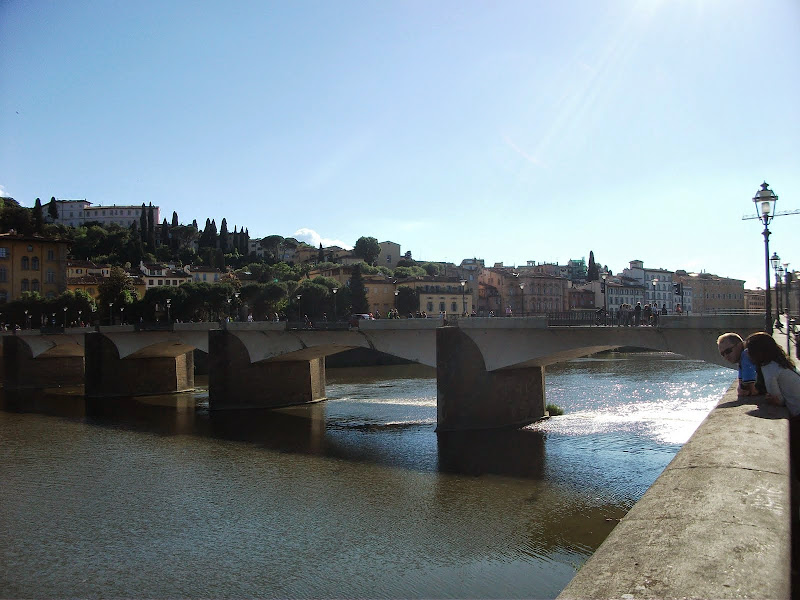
[601,273,608,325]
[332,288,338,321]
[78,309,82,326]
[460,280,467,315]
[518,282,525,317]
[23,309,28,329]
[753,182,778,333]
[771,252,782,318]
[120,306,125,325]
[166,298,171,322]
[63,305,68,328]
[296,294,302,323]
[108,302,114,326]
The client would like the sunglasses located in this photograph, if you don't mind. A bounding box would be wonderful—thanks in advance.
[720,346,736,357]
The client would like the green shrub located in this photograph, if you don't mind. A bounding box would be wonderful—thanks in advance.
[546,403,564,416]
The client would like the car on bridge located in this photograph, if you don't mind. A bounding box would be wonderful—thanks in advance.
[349,313,374,328]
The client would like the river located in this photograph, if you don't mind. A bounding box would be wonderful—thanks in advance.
[0,351,733,598]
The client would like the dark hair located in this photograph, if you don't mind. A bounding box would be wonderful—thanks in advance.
[745,332,795,369]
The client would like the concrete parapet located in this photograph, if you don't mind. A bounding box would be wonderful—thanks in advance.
[557,384,791,599]
[360,319,442,330]
[457,316,548,329]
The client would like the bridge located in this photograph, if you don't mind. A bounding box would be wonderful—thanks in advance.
[2,315,763,431]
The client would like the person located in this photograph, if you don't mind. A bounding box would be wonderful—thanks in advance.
[634,302,642,326]
[745,332,800,416]
[717,332,765,396]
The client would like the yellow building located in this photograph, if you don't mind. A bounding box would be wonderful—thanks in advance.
[396,276,474,315]
[0,233,70,302]
[678,273,745,313]
[66,259,112,299]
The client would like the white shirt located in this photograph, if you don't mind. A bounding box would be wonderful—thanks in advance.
[760,361,800,417]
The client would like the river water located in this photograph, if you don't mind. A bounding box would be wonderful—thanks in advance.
[0,352,733,599]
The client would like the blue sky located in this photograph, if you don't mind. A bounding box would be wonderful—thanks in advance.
[2,0,798,289]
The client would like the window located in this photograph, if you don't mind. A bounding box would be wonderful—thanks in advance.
[47,249,54,260]
[21,256,29,270]
[0,290,6,303]
[0,248,8,258]
[149,279,154,286]
[451,302,457,312]
[439,302,445,312]
[158,280,163,285]
[0,267,5,282]
[427,301,433,311]
[21,278,29,291]
[32,257,39,270]
[31,279,40,292]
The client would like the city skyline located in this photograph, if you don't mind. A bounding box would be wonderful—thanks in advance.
[2,1,798,290]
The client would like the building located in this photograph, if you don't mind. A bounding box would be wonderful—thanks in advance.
[66,259,112,299]
[48,199,161,229]
[744,289,766,314]
[138,262,193,290]
[622,260,679,313]
[478,267,568,315]
[676,271,745,313]
[377,241,401,270]
[187,265,224,284]
[397,276,474,315]
[0,233,70,302]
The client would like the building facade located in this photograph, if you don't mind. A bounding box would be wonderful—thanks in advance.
[0,233,70,302]
[49,199,161,229]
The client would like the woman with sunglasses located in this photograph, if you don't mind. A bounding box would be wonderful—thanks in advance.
[745,332,800,416]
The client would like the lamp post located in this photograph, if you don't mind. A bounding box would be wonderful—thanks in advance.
[602,273,608,325]
[78,309,82,326]
[120,306,125,325]
[771,252,781,318]
[296,294,302,324]
[332,288,338,321]
[518,282,525,317]
[783,262,791,317]
[108,302,113,325]
[166,298,171,322]
[23,309,28,329]
[753,182,778,333]
[394,289,399,313]
[63,305,68,328]
[460,280,467,315]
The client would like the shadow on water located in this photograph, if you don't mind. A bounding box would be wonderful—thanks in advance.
[0,385,551,481]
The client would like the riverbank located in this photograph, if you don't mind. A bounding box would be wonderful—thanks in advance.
[558,383,791,599]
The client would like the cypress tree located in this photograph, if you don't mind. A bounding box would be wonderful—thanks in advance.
[47,197,58,220]
[160,218,170,246]
[147,203,155,250]
[171,211,179,227]
[219,218,229,252]
[140,204,147,243]
[318,243,324,263]
[587,251,599,282]
[349,264,369,313]
[32,198,43,232]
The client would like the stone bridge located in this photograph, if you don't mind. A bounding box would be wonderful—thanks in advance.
[1,315,763,431]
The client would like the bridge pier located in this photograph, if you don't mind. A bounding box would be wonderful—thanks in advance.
[436,326,546,431]
[208,330,326,410]
[2,334,84,389]
[84,332,194,397]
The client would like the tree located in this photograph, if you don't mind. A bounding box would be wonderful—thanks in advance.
[171,211,179,227]
[587,251,599,282]
[318,243,324,263]
[97,266,137,323]
[219,218,229,252]
[261,235,285,263]
[147,203,155,250]
[349,264,369,313]
[139,204,147,243]
[32,198,44,233]
[47,197,59,221]
[353,236,380,265]
[396,286,418,315]
[160,218,170,246]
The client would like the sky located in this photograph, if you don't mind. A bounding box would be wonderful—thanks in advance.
[1,0,798,289]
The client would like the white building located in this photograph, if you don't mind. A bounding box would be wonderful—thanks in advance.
[49,199,160,229]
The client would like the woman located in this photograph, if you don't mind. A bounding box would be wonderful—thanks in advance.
[745,332,800,416]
